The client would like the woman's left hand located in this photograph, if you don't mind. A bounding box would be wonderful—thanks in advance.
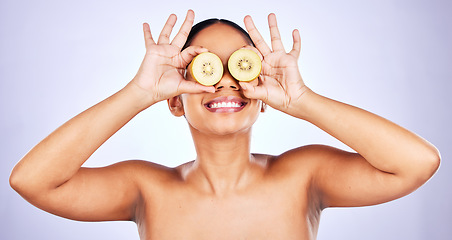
[240,14,309,115]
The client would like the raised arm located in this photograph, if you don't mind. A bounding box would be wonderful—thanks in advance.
[9,10,214,221]
[240,13,440,208]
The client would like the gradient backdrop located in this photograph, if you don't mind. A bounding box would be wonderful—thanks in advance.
[1,0,451,239]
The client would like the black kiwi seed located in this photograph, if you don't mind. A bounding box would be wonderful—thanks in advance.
[238,59,252,71]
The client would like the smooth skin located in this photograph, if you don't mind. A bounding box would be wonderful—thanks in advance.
[10,10,440,240]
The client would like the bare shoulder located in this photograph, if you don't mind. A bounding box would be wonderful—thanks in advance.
[265,144,350,176]
[117,159,176,171]
[278,144,350,159]
[114,160,184,187]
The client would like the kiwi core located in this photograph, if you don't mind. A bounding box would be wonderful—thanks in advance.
[240,60,250,70]
[203,64,213,75]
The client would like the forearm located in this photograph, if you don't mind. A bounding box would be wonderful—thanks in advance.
[291,89,440,177]
[10,82,154,193]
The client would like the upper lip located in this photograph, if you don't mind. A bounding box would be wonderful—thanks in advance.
[204,95,248,108]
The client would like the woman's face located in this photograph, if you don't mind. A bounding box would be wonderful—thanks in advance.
[177,23,263,136]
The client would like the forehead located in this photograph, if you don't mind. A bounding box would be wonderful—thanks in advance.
[189,23,252,62]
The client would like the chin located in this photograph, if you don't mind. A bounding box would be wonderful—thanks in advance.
[211,124,253,136]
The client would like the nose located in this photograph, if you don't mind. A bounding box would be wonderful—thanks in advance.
[215,71,240,91]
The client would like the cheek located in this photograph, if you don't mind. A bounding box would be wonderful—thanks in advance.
[248,100,263,119]
[181,96,204,122]
[181,95,200,112]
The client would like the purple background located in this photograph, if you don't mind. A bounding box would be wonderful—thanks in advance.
[1,0,451,239]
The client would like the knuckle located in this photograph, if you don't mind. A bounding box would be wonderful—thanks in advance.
[184,18,194,25]
[255,38,265,46]
[179,30,189,38]
[248,27,257,33]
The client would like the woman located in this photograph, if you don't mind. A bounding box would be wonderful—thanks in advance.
[10,9,440,239]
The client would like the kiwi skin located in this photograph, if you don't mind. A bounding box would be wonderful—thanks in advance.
[227,49,262,82]
[189,52,223,86]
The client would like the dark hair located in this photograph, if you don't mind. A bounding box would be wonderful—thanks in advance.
[182,18,255,50]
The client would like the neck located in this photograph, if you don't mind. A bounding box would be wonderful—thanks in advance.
[187,126,259,196]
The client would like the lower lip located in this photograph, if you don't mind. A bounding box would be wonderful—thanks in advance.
[204,104,247,113]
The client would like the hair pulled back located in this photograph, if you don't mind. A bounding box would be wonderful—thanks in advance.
[182,18,255,50]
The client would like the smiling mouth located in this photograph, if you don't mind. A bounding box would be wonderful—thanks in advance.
[204,96,248,113]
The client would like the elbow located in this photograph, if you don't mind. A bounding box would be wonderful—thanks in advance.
[428,146,441,177]
[9,165,37,197]
[397,145,441,193]
[10,169,45,207]
[417,144,441,183]
[9,167,25,194]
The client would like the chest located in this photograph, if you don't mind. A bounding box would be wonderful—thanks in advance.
[137,183,317,240]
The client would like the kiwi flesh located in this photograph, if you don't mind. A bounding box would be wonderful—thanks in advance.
[189,52,223,86]
[228,49,262,82]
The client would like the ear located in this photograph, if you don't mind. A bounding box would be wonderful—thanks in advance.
[167,96,185,117]
[261,101,267,113]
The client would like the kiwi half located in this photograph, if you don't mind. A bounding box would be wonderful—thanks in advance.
[189,52,223,86]
[228,49,262,82]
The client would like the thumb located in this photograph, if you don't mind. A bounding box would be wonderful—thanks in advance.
[179,46,208,67]
[239,82,268,102]
[177,78,215,95]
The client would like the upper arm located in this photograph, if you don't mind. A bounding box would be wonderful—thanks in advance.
[24,160,145,222]
[287,145,421,208]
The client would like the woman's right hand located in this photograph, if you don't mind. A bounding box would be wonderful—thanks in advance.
[130,10,215,106]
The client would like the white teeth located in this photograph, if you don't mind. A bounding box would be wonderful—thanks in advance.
[209,102,242,108]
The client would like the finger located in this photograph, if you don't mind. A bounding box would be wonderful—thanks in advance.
[242,45,263,61]
[289,29,301,58]
[268,13,285,52]
[171,9,195,49]
[158,14,177,45]
[178,46,208,67]
[177,79,216,94]
[239,81,268,102]
[143,23,155,49]
[244,15,272,57]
